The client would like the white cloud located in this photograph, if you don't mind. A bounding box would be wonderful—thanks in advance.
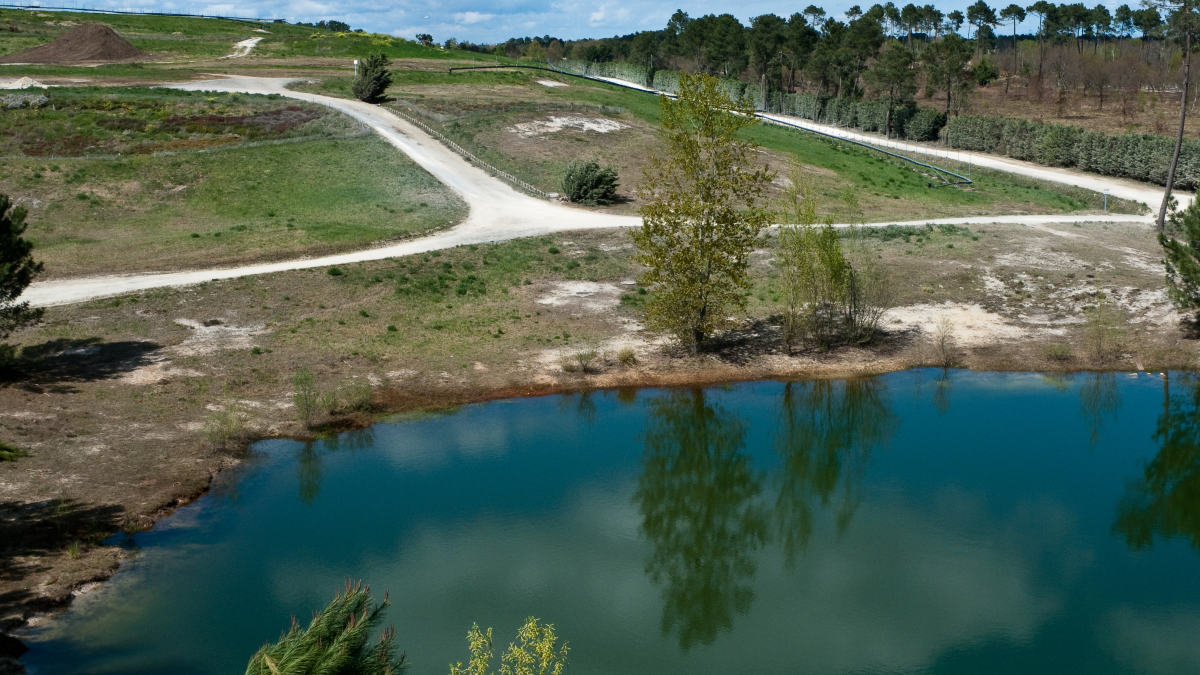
[453,11,494,25]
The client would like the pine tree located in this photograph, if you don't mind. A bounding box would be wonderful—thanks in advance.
[353,52,394,103]
[0,194,44,358]
[245,581,406,675]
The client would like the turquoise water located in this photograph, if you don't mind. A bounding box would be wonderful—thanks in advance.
[21,370,1200,675]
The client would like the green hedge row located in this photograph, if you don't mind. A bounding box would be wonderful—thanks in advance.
[947,115,1200,189]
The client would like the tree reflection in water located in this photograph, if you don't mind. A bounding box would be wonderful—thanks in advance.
[774,379,897,568]
[1080,372,1121,445]
[1113,373,1200,552]
[635,380,896,649]
[296,427,376,506]
[634,389,768,650]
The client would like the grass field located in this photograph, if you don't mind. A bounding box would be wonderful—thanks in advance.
[0,7,472,62]
[2,133,465,277]
[355,68,1141,219]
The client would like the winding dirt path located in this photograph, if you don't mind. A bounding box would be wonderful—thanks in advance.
[219,37,263,59]
[21,75,1168,307]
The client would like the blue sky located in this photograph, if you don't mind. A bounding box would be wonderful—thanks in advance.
[60,0,1120,43]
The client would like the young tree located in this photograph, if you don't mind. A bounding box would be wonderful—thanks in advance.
[632,73,774,353]
[864,41,917,137]
[245,581,406,675]
[0,194,43,361]
[352,52,394,102]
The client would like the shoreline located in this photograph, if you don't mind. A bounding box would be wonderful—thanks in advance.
[0,351,1168,668]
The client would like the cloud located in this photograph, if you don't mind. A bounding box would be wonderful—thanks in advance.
[453,11,495,25]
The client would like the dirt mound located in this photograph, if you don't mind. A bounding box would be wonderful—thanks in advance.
[0,24,148,64]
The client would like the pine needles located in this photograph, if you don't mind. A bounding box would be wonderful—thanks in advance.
[245,580,406,675]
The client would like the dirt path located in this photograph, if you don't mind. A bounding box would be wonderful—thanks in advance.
[594,75,1189,213]
[19,75,1162,307]
[219,37,262,59]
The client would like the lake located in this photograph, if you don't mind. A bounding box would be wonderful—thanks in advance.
[22,370,1200,675]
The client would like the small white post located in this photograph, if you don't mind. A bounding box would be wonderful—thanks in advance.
[1103,188,1110,213]
[353,59,358,77]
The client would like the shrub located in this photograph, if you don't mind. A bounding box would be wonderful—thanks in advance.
[947,114,1200,189]
[575,349,598,373]
[202,396,246,451]
[972,57,999,86]
[352,52,394,103]
[1044,343,1072,361]
[617,346,638,365]
[328,267,343,276]
[449,617,567,675]
[561,159,619,206]
[0,441,28,462]
[903,108,946,142]
[340,378,373,412]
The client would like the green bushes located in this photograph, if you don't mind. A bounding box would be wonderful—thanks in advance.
[561,159,619,206]
[0,441,28,462]
[903,108,946,142]
[947,115,1200,189]
[352,52,394,103]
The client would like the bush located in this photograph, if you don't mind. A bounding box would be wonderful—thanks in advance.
[972,57,999,86]
[293,367,324,428]
[617,346,638,365]
[561,160,619,206]
[340,378,373,412]
[202,396,246,450]
[904,108,946,142]
[947,114,1200,189]
[1044,343,1072,361]
[352,52,394,103]
[0,441,28,462]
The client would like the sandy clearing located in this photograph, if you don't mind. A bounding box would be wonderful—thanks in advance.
[0,76,49,89]
[888,302,1027,346]
[511,115,628,136]
[220,37,263,59]
[536,79,567,87]
[19,75,1161,307]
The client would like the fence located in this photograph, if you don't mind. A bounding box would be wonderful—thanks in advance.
[388,105,549,199]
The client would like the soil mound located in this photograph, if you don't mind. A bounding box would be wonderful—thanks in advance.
[0,24,148,64]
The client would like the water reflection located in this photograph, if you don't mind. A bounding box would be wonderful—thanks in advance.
[774,379,896,567]
[932,370,953,415]
[296,428,376,506]
[1114,374,1200,552]
[634,389,768,649]
[637,380,898,648]
[1080,373,1121,445]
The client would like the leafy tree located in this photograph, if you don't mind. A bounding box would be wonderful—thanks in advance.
[966,0,998,40]
[632,73,773,353]
[1160,198,1200,315]
[864,41,917,138]
[783,13,820,91]
[561,159,619,205]
[448,617,568,675]
[244,581,406,675]
[0,194,43,364]
[415,33,434,47]
[748,13,787,106]
[353,52,394,103]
